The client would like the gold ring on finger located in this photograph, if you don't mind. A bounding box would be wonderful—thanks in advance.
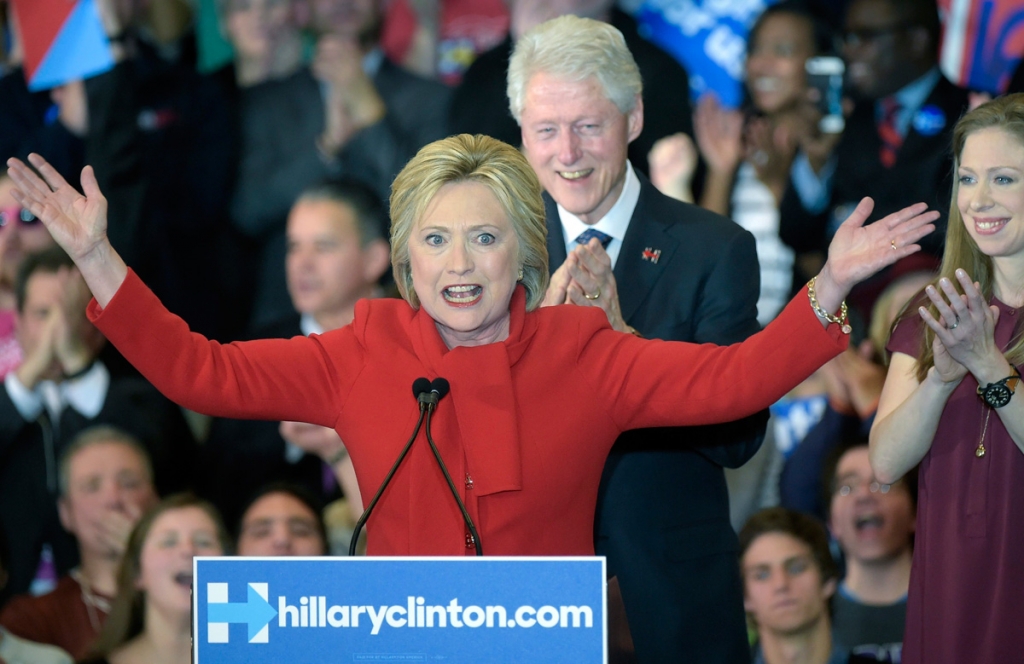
[584,288,601,300]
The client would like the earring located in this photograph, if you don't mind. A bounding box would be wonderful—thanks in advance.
[517,268,524,281]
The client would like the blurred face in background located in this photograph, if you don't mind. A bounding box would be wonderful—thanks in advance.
[842,0,919,99]
[829,446,915,565]
[285,198,388,322]
[310,0,379,40]
[237,492,326,556]
[745,12,816,115]
[60,441,158,559]
[509,0,613,39]
[137,507,223,618]
[225,0,297,61]
[0,176,56,287]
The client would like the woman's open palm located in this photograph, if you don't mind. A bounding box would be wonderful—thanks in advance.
[6,154,108,262]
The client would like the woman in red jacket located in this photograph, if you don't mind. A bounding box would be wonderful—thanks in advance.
[5,134,936,556]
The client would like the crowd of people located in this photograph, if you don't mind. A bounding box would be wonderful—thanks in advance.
[0,1,1020,663]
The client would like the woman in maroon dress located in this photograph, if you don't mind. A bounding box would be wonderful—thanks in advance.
[871,94,1024,664]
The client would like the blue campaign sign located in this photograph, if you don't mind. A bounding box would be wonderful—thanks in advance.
[193,556,607,663]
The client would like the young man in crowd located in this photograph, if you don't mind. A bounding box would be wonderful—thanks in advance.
[236,483,328,556]
[740,507,847,664]
[827,442,915,662]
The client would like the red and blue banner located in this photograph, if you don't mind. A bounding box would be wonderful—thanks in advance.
[12,0,113,91]
[940,0,1024,93]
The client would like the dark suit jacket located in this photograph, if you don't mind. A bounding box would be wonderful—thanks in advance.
[198,315,340,527]
[231,61,451,329]
[779,75,969,313]
[449,9,693,176]
[546,173,766,662]
[0,372,196,604]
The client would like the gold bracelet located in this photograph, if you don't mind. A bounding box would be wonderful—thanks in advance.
[807,277,852,334]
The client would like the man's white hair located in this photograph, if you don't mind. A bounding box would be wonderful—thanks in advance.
[507,15,643,123]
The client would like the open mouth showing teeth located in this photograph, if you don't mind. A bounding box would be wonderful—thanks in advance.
[443,285,482,303]
[855,515,884,531]
[558,169,593,180]
[975,219,1007,232]
[174,572,193,588]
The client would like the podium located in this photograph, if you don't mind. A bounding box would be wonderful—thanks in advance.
[192,556,607,663]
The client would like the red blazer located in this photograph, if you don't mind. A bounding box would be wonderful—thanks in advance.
[89,271,847,556]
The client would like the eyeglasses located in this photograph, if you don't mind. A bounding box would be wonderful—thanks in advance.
[834,477,902,497]
[842,23,912,48]
[0,206,38,228]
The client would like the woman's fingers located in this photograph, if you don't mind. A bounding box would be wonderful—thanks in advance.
[924,283,960,330]
[80,165,102,200]
[883,201,930,230]
[918,305,954,341]
[840,197,876,230]
[27,153,72,193]
[6,158,53,203]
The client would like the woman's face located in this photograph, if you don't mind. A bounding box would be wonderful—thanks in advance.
[407,181,520,349]
[137,507,223,617]
[225,0,294,62]
[745,13,816,114]
[957,127,1024,263]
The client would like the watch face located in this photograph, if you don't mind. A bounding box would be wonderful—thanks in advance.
[983,384,1012,408]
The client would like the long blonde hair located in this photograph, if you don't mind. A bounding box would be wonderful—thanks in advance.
[911,93,1024,381]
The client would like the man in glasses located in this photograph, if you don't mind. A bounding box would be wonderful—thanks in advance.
[826,441,917,663]
[780,0,969,316]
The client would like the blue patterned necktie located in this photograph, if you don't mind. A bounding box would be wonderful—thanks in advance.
[575,228,613,249]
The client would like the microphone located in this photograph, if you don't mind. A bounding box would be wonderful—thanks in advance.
[419,377,450,407]
[422,377,483,556]
[348,377,430,555]
[412,377,431,407]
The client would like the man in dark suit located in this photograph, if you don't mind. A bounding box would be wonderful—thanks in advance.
[780,0,968,315]
[201,178,391,527]
[510,16,765,662]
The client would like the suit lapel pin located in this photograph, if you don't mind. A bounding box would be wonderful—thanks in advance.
[641,247,661,264]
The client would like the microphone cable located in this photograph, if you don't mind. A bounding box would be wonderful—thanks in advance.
[348,377,431,555]
[423,378,483,556]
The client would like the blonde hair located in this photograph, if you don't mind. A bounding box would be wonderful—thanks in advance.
[507,15,642,123]
[911,93,1024,381]
[389,134,549,311]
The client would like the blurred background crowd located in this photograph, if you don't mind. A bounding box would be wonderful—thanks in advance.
[0,0,1021,662]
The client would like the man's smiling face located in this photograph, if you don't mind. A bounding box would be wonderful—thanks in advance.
[519,72,642,225]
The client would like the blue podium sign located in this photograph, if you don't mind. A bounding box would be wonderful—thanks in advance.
[192,556,607,663]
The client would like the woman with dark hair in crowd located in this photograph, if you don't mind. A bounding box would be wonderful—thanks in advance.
[649,0,836,323]
[81,494,230,664]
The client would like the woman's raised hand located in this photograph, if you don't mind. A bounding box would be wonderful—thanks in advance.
[6,154,127,306]
[813,198,938,314]
[6,154,108,262]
